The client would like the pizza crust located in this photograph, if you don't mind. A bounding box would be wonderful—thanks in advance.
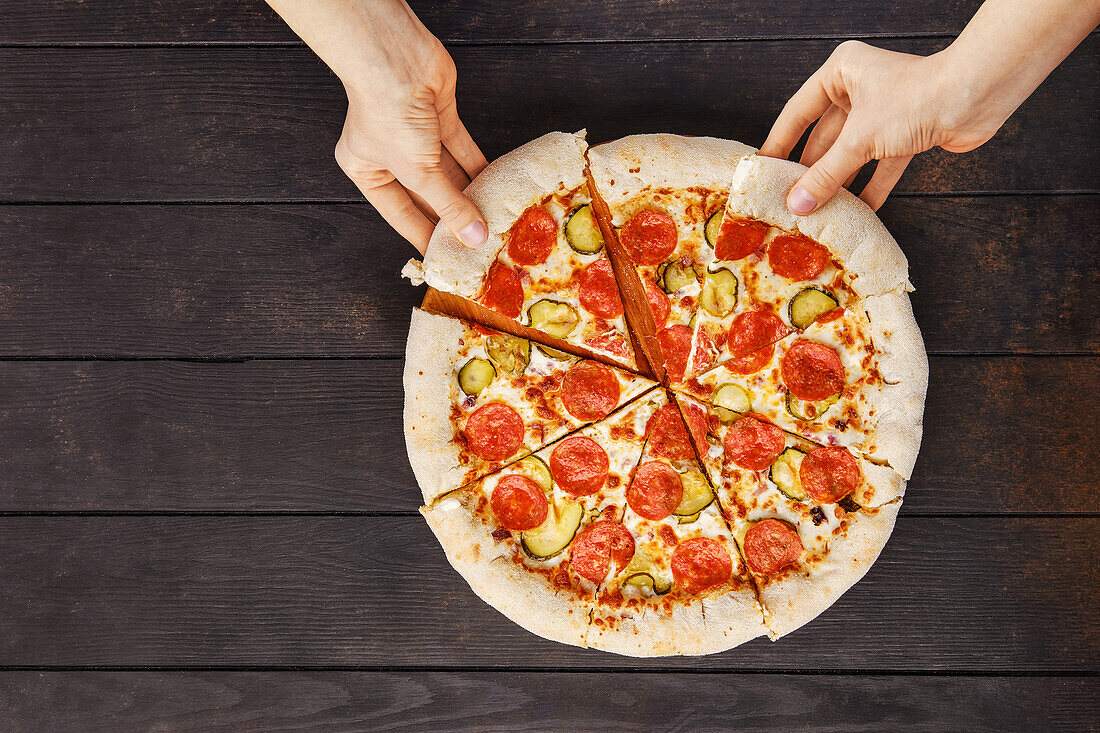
[587,134,757,212]
[587,585,767,656]
[421,495,593,650]
[759,499,901,639]
[403,308,470,503]
[421,130,589,298]
[727,155,911,298]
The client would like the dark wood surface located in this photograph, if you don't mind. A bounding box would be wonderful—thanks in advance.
[1,2,1096,731]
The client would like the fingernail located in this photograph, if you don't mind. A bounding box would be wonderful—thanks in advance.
[458,220,487,247]
[788,187,817,215]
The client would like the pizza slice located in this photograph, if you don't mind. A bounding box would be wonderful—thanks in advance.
[687,154,913,380]
[583,390,767,656]
[420,389,660,650]
[418,131,639,368]
[676,288,927,480]
[404,309,656,503]
[586,134,756,382]
[679,394,905,637]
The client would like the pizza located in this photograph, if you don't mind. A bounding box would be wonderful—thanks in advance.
[403,132,928,656]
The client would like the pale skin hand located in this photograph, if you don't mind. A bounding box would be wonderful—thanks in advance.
[266,0,489,253]
[761,0,1100,215]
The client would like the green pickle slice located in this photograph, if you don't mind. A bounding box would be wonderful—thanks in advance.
[700,268,739,317]
[457,358,495,395]
[564,204,605,254]
[789,287,839,329]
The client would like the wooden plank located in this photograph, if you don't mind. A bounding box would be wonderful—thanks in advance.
[0,672,1094,732]
[0,516,1093,670]
[0,197,1094,358]
[0,358,1094,513]
[1,41,1095,201]
[0,1,987,44]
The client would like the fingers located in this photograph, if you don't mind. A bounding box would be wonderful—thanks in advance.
[799,104,847,167]
[787,128,870,215]
[859,155,912,211]
[402,167,488,248]
[760,65,834,159]
[438,100,489,180]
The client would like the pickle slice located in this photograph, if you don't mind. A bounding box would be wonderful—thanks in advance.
[621,552,672,594]
[677,511,703,525]
[527,300,580,338]
[770,447,808,501]
[458,358,495,395]
[623,571,673,595]
[536,344,573,360]
[516,455,553,492]
[713,383,751,422]
[789,287,839,329]
[704,210,723,248]
[521,501,584,559]
[786,391,839,421]
[673,470,714,516]
[564,204,604,254]
[700,268,739,317]
[486,333,531,373]
[660,260,699,295]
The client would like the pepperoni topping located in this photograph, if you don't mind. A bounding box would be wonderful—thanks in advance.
[577,258,624,319]
[781,339,845,401]
[645,278,670,328]
[507,206,557,266]
[715,218,769,261]
[627,461,684,520]
[818,307,845,323]
[768,232,828,281]
[800,446,862,503]
[571,521,635,583]
[465,402,524,461]
[620,210,677,265]
[724,414,785,471]
[481,262,524,319]
[657,324,693,382]
[726,309,790,359]
[645,403,704,461]
[672,537,733,594]
[743,519,803,575]
[584,332,630,359]
[561,361,621,421]
[490,474,548,531]
[723,344,773,375]
[550,436,610,496]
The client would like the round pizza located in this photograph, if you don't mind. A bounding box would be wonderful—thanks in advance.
[402,131,928,656]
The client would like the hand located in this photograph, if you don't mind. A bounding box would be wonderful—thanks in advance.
[267,0,489,253]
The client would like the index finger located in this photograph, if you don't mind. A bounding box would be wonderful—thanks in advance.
[759,66,834,159]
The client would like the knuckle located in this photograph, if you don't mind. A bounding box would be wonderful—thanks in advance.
[433,196,468,223]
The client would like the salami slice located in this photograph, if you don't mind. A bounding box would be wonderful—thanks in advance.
[570,521,635,583]
[550,436,610,496]
[715,218,769,261]
[692,329,719,373]
[621,210,677,265]
[781,339,845,401]
[800,446,862,503]
[723,414,785,470]
[507,205,557,266]
[657,324,693,382]
[645,278,670,328]
[726,309,790,358]
[768,232,828,281]
[481,262,524,319]
[465,402,524,461]
[577,258,624,319]
[723,344,774,375]
[490,474,548,531]
[672,537,733,594]
[584,332,630,359]
[561,361,621,421]
[627,461,683,520]
[742,519,803,575]
[645,403,705,461]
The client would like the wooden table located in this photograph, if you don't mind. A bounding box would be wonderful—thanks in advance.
[1,2,1096,729]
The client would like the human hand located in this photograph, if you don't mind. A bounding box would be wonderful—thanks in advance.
[267,0,488,252]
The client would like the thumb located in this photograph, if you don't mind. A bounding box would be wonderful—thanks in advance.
[787,130,869,215]
[408,168,489,248]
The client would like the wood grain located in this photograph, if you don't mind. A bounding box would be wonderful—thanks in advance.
[1,672,1094,732]
[0,197,1094,358]
[0,515,1093,669]
[0,1,988,44]
[1,40,1095,202]
[0,357,1093,513]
